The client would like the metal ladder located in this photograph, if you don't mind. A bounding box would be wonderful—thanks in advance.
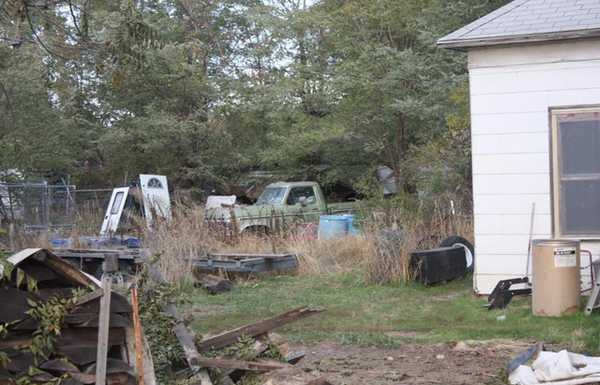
[585,260,600,315]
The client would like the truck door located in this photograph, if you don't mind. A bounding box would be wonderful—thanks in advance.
[100,187,129,236]
[140,174,171,227]
[286,186,321,223]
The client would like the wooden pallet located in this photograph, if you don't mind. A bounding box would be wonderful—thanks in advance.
[192,252,299,273]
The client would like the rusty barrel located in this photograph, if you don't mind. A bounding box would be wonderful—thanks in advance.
[532,239,580,317]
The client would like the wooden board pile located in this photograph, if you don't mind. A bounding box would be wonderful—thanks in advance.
[0,248,153,385]
[173,306,327,385]
[148,266,327,384]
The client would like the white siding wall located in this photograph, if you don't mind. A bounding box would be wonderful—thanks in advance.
[468,40,600,294]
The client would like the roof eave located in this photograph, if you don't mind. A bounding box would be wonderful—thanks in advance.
[437,28,600,50]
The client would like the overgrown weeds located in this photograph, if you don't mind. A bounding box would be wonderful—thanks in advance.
[137,196,473,287]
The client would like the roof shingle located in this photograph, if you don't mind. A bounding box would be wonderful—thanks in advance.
[438,0,600,48]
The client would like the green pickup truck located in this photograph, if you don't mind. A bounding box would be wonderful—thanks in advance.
[205,181,357,234]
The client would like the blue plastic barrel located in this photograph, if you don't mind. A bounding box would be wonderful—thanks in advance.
[346,214,360,235]
[318,215,352,240]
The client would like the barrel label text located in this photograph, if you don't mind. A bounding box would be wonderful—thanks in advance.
[553,247,577,268]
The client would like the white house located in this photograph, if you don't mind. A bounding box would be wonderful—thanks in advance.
[438,0,600,294]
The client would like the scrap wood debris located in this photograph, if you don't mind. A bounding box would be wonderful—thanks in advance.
[141,268,326,385]
[0,248,155,385]
[1,249,328,385]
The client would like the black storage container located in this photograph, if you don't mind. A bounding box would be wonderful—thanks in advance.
[410,246,467,285]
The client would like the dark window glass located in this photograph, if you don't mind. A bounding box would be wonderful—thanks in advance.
[287,186,316,205]
[562,180,600,234]
[557,113,600,235]
[560,120,600,175]
[110,192,124,215]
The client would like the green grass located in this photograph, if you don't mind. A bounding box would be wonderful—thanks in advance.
[184,272,600,352]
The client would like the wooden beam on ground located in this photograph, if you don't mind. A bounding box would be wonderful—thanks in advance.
[199,307,324,353]
[149,266,213,385]
[197,358,288,372]
[164,305,213,385]
[164,304,201,367]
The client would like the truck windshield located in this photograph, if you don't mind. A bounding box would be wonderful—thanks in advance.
[256,187,286,205]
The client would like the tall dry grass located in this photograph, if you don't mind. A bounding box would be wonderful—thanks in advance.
[6,196,472,287]
[142,204,222,284]
[139,198,473,286]
[364,201,473,284]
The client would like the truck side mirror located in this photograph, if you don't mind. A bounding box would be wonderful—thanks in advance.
[299,196,308,207]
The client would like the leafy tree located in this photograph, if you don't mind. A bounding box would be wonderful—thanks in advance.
[0,0,510,204]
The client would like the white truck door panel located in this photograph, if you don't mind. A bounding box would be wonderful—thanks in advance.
[100,187,129,236]
[139,174,171,227]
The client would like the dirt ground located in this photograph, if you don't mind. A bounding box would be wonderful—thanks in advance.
[276,339,533,385]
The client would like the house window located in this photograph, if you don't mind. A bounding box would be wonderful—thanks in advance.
[552,107,600,237]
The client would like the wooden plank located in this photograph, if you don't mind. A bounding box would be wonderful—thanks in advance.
[199,307,324,353]
[59,328,126,348]
[16,260,60,282]
[196,358,288,372]
[164,304,201,367]
[192,255,298,274]
[58,346,97,366]
[4,350,33,373]
[68,313,131,328]
[72,292,131,314]
[149,267,213,385]
[41,251,97,288]
[39,359,81,374]
[85,358,134,375]
[131,287,145,385]
[167,309,214,385]
[96,274,112,385]
[0,287,30,323]
[209,253,295,259]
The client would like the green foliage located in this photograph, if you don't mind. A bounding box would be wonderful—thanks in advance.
[188,273,600,353]
[138,282,186,383]
[0,287,88,384]
[0,0,510,201]
[0,321,11,369]
[25,289,87,363]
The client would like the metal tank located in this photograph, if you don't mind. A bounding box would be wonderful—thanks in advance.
[532,239,580,317]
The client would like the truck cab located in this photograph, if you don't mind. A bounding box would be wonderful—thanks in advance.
[206,181,335,234]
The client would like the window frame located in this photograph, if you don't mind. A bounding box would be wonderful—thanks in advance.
[550,105,600,239]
